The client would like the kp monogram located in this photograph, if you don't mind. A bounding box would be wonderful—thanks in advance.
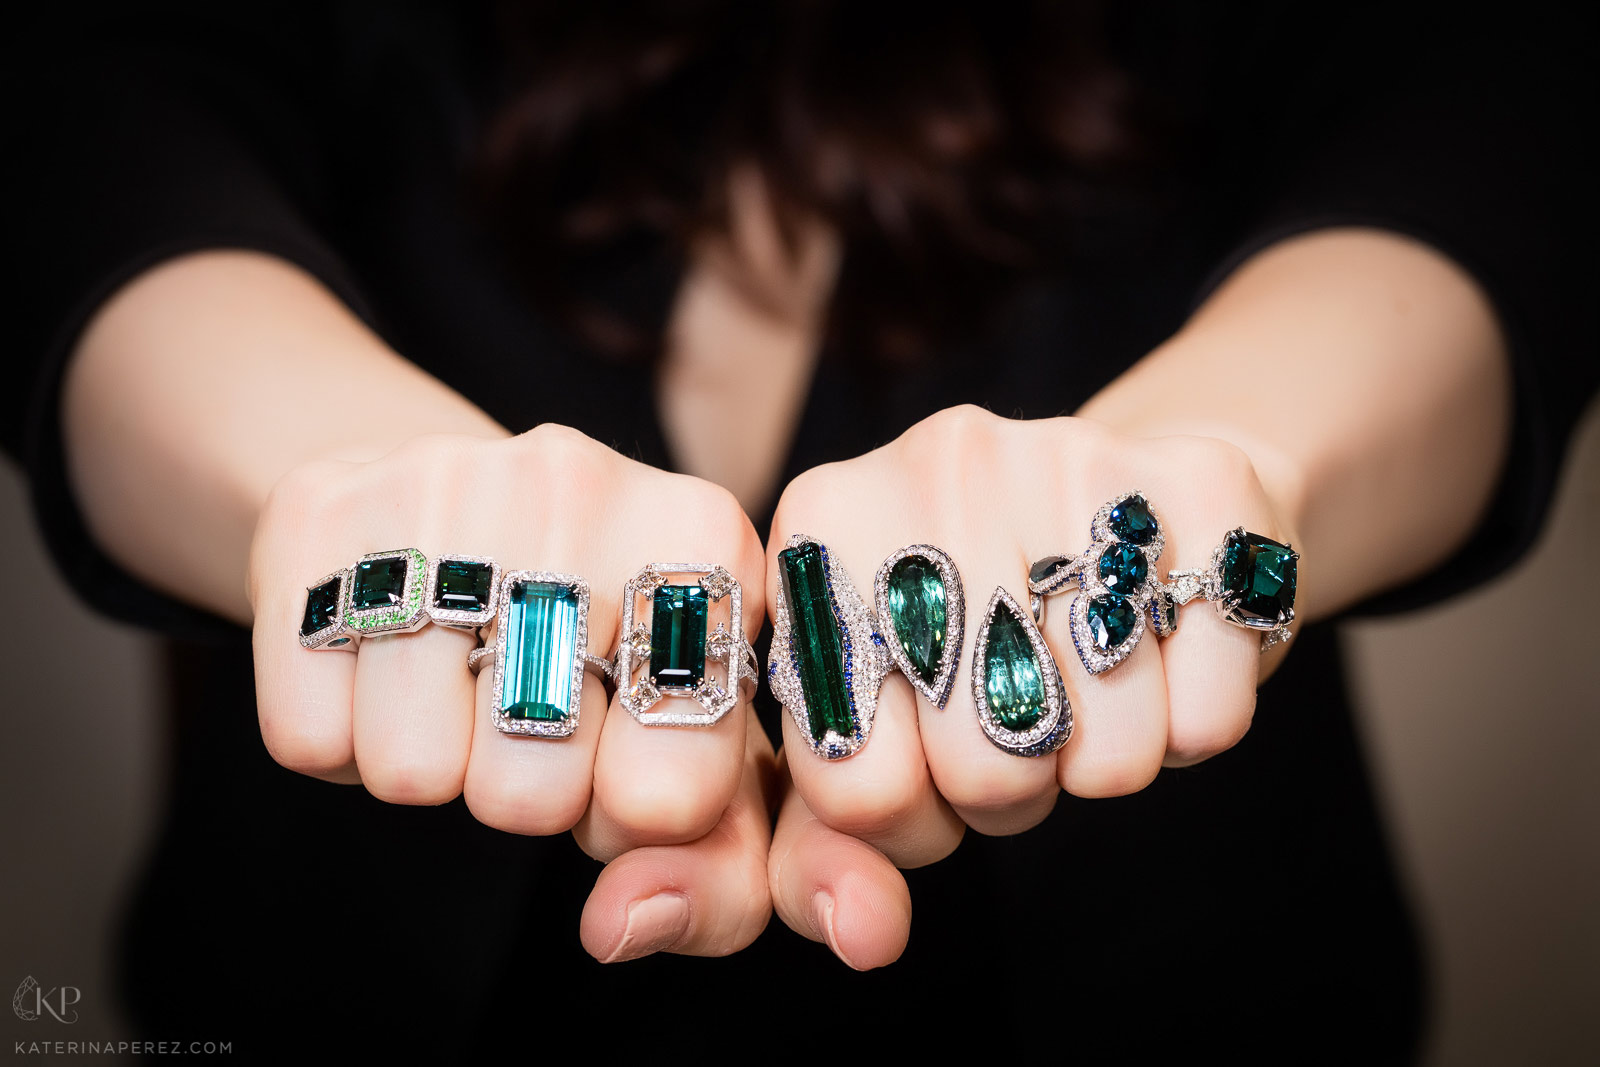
[12,976,81,1023]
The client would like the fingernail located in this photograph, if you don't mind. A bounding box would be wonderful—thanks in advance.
[602,893,691,964]
[811,890,860,970]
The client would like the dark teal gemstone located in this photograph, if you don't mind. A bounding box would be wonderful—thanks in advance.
[433,559,494,613]
[502,580,580,721]
[778,542,853,743]
[983,601,1046,731]
[885,555,947,685]
[1107,494,1158,546]
[1096,544,1148,593]
[352,556,408,610]
[651,584,708,689]
[1029,555,1074,586]
[300,576,342,636]
[1220,531,1298,625]
[1086,593,1139,651]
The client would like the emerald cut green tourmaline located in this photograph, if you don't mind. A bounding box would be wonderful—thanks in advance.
[352,556,408,610]
[1220,531,1298,625]
[651,584,708,689]
[983,602,1045,731]
[885,555,946,685]
[1097,544,1148,593]
[433,559,494,613]
[300,576,342,637]
[778,542,854,742]
[502,580,580,721]
[1108,494,1158,546]
[1086,593,1139,651]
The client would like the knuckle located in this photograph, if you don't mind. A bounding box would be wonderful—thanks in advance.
[1170,434,1261,491]
[899,403,1003,461]
[261,458,355,531]
[360,755,463,807]
[465,774,587,836]
[771,461,846,531]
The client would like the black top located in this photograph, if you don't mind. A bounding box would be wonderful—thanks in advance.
[6,3,1593,1062]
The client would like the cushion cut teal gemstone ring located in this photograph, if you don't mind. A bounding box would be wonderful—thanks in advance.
[1164,527,1299,651]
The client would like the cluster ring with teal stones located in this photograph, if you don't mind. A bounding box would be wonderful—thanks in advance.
[614,562,758,727]
[1164,527,1299,651]
[770,533,893,761]
[1027,492,1172,676]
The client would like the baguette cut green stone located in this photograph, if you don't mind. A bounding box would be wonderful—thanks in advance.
[983,602,1045,731]
[778,542,853,742]
[300,576,342,637]
[1220,531,1297,624]
[502,580,580,721]
[886,555,946,685]
[434,559,494,613]
[651,584,708,689]
[353,556,408,610]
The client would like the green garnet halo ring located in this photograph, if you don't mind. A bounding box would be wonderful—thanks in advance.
[770,534,892,761]
[873,544,965,709]
[1028,492,1170,676]
[614,563,758,727]
[298,547,432,650]
[1164,528,1299,650]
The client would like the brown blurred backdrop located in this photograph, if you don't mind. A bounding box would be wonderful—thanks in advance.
[2,406,1596,1063]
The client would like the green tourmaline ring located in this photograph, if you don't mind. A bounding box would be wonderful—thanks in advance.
[770,534,892,760]
[427,554,503,631]
[972,586,1072,756]
[1164,528,1299,650]
[873,544,964,709]
[1028,492,1168,676]
[479,569,595,737]
[299,547,433,650]
[614,563,757,727]
[299,568,358,650]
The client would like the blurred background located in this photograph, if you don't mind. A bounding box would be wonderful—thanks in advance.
[2,403,1596,1064]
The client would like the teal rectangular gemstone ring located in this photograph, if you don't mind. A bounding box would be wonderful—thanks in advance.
[488,569,591,738]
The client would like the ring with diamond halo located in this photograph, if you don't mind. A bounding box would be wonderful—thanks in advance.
[769,533,893,760]
[1026,492,1171,676]
[612,563,757,727]
[1164,527,1299,651]
[873,544,965,709]
[298,547,434,651]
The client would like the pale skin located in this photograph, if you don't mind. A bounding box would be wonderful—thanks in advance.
[63,195,1508,968]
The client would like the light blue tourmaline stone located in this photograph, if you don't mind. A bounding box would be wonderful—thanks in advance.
[502,580,580,721]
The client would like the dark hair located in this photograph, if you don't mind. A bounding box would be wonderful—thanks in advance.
[477,1,1153,361]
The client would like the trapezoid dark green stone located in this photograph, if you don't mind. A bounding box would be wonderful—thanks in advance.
[650,584,708,689]
[885,555,947,686]
[983,601,1045,732]
[778,542,854,743]
[1220,531,1297,625]
[300,575,342,636]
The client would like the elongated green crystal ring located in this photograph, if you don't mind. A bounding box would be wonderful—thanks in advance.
[1164,528,1299,650]
[770,534,893,760]
[873,544,965,709]
[614,563,758,727]
[972,586,1072,756]
[1028,492,1168,675]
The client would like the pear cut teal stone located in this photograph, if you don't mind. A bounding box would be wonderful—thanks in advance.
[502,580,580,721]
[885,555,947,685]
[651,584,708,689]
[778,542,854,743]
[1096,544,1148,593]
[1086,593,1138,651]
[300,575,342,636]
[1107,495,1158,546]
[433,559,494,613]
[1220,531,1298,625]
[352,556,408,610]
[983,602,1045,731]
